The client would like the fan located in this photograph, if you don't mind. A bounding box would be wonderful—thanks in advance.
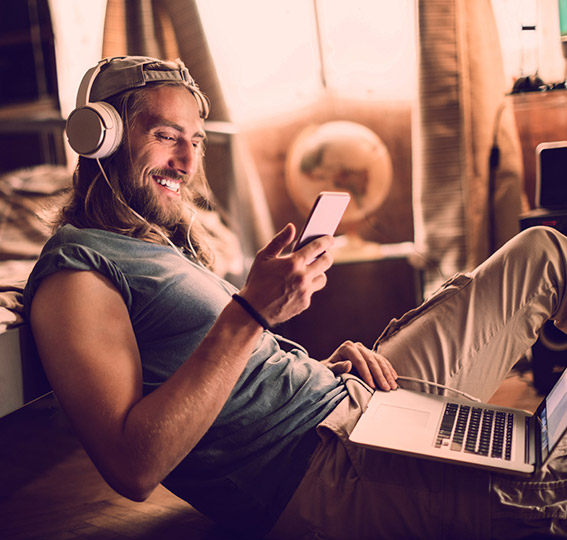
[285,120,393,262]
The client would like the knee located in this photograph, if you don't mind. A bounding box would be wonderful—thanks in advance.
[489,226,567,277]
[507,227,567,280]
[515,225,566,251]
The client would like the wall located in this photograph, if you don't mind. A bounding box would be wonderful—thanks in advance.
[244,95,414,245]
[239,95,418,357]
[512,89,567,209]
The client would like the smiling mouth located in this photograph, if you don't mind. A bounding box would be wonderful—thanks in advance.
[153,175,181,194]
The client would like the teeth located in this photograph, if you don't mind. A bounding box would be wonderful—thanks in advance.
[154,176,180,193]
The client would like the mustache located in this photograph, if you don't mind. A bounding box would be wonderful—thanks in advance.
[150,168,188,183]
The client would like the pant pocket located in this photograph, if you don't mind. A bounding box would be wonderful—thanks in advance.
[373,272,473,348]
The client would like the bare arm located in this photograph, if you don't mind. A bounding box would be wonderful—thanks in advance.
[29,224,333,501]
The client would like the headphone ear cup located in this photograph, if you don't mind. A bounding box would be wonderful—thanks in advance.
[66,101,124,159]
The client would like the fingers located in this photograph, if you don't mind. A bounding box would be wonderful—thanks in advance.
[259,223,296,259]
[295,235,335,267]
[367,352,398,391]
[335,342,398,391]
[323,359,352,376]
[243,227,334,326]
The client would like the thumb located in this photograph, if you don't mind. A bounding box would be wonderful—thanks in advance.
[327,360,353,376]
[259,223,296,259]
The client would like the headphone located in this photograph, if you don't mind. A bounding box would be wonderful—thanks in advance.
[65,57,125,160]
[66,56,203,160]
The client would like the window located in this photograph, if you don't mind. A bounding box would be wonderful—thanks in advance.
[196,0,416,123]
[492,0,565,90]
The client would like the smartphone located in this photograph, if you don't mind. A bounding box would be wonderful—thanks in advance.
[293,191,351,252]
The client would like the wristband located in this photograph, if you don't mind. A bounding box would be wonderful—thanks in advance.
[232,293,270,330]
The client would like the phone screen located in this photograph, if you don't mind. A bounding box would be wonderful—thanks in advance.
[293,191,351,252]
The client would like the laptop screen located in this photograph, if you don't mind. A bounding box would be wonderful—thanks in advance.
[536,143,567,209]
[538,368,567,463]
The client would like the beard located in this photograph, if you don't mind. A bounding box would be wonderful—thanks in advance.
[120,163,187,229]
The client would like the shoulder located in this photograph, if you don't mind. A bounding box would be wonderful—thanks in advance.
[46,224,140,253]
[24,225,137,319]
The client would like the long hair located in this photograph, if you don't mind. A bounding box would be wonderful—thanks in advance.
[56,78,216,268]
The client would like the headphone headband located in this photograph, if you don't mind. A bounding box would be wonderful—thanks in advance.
[75,58,112,108]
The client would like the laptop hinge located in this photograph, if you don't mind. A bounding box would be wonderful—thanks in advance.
[525,414,540,467]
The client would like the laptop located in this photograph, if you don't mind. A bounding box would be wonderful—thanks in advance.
[349,368,567,475]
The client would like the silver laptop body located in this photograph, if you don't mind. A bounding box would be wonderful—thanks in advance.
[349,368,567,475]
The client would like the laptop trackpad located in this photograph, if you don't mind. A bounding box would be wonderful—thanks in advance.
[374,404,430,424]
[373,404,431,441]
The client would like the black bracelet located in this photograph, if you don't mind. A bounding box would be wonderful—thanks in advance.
[232,293,270,330]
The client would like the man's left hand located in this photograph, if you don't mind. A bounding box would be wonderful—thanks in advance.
[321,342,398,391]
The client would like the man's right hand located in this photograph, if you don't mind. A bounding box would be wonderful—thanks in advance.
[238,223,334,327]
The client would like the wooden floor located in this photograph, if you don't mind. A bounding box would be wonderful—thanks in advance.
[488,360,542,412]
[0,395,237,540]
[0,363,544,540]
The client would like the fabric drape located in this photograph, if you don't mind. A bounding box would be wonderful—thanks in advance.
[413,0,525,296]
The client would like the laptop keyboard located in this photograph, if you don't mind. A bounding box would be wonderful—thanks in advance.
[435,403,514,460]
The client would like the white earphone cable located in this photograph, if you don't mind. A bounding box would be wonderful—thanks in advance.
[94,158,236,297]
[396,375,481,402]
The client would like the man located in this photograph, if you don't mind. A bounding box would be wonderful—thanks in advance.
[24,56,567,539]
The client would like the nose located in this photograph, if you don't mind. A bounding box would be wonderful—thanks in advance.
[168,140,198,177]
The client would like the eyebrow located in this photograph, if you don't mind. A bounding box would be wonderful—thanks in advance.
[147,118,207,141]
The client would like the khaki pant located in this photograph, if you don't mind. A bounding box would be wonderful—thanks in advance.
[268,227,567,539]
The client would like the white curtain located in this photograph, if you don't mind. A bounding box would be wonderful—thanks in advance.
[413,0,525,296]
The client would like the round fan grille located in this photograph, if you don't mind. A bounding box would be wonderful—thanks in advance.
[285,121,393,227]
